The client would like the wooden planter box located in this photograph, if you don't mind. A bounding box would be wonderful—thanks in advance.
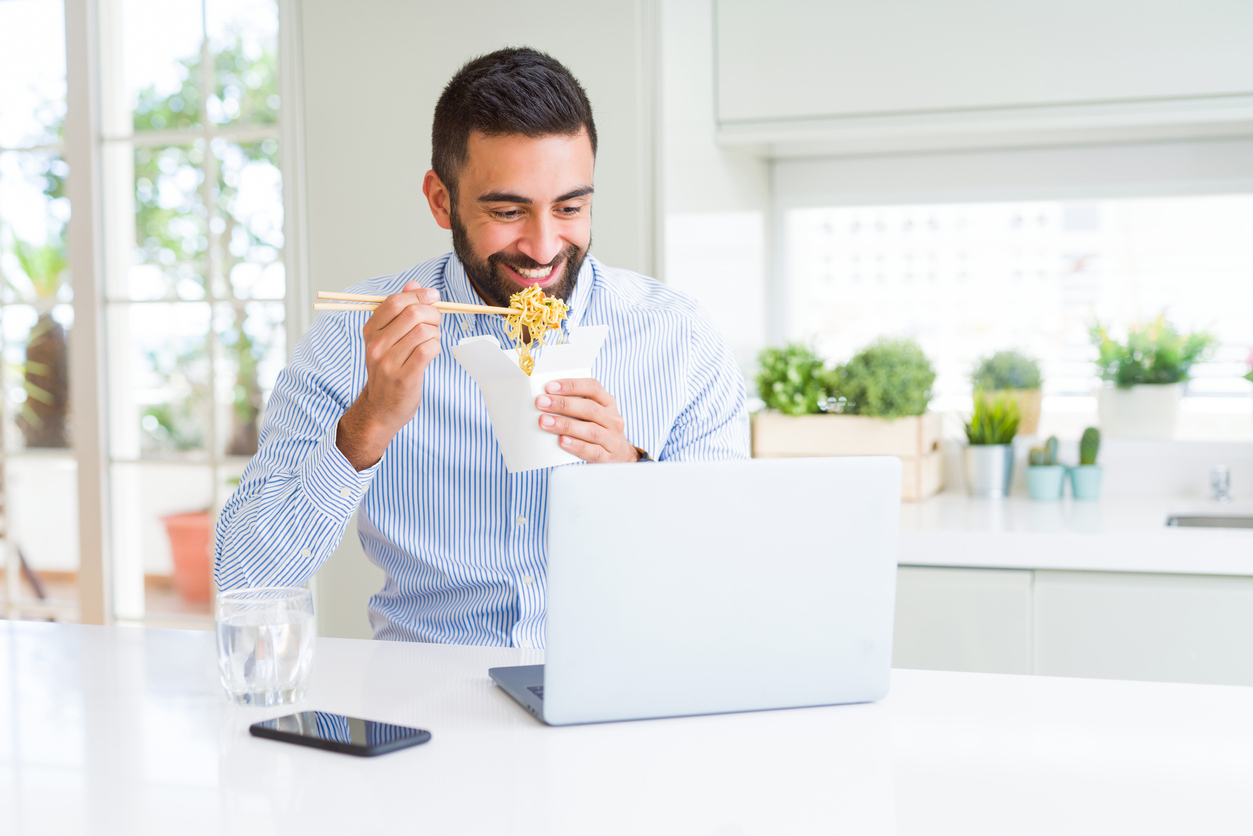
[751,412,944,501]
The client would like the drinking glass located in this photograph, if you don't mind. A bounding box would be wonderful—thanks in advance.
[215,586,316,706]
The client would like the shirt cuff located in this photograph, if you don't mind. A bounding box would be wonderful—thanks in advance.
[299,421,380,518]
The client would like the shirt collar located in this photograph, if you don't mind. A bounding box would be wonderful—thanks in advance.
[441,252,596,329]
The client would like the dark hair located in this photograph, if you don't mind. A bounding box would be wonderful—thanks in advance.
[432,47,597,201]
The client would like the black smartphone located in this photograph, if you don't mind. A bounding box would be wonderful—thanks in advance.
[250,711,432,757]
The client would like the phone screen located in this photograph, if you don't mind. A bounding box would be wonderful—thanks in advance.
[251,711,431,756]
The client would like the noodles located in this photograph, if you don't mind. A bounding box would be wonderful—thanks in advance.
[504,285,569,376]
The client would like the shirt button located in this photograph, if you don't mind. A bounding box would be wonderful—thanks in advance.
[522,575,534,585]
[516,515,527,526]
[300,548,311,558]
[339,487,353,499]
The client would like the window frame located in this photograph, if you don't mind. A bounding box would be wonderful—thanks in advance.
[27,0,307,626]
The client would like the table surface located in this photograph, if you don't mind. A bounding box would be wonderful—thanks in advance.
[4,621,1252,835]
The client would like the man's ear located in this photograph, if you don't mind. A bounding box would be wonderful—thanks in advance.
[422,170,454,231]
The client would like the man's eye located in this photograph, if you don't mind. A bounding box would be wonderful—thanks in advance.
[557,205,583,216]
[494,209,522,220]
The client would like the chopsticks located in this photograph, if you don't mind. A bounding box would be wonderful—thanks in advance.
[313,290,513,316]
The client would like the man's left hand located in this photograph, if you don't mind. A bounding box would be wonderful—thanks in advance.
[536,379,640,463]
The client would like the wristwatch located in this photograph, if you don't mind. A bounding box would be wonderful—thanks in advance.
[633,446,654,463]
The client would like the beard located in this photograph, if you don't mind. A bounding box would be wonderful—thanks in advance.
[450,207,588,308]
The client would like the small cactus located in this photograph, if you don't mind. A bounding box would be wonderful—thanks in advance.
[1079,427,1101,466]
[1029,436,1060,466]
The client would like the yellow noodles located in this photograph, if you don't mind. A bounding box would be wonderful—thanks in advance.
[504,285,569,376]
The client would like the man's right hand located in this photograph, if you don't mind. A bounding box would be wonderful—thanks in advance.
[336,281,442,470]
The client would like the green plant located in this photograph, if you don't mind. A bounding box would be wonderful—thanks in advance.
[965,392,1020,445]
[829,338,935,418]
[1028,436,1060,466]
[755,343,833,416]
[972,350,1041,391]
[1079,427,1101,466]
[1090,315,1216,387]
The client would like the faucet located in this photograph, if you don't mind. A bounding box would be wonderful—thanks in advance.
[1211,465,1231,502]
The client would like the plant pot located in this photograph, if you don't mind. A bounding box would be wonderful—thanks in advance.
[988,388,1042,436]
[162,511,213,603]
[751,411,943,501]
[1026,465,1067,501]
[963,444,1014,498]
[1096,382,1183,440]
[1070,465,1104,501]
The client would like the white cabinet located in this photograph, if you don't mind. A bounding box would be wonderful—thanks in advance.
[894,566,1032,675]
[714,0,1253,154]
[895,566,1253,686]
[1034,570,1253,687]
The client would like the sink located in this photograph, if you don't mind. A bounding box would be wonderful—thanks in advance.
[1166,515,1253,529]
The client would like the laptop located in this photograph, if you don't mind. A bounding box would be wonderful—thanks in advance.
[489,456,901,725]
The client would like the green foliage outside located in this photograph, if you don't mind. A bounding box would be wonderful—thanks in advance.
[1,128,71,447]
[964,392,1020,445]
[830,338,935,418]
[1079,427,1101,466]
[972,350,1041,391]
[1089,316,1215,387]
[755,343,833,416]
[130,31,281,457]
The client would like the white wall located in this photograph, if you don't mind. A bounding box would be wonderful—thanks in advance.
[659,0,771,375]
[295,0,659,638]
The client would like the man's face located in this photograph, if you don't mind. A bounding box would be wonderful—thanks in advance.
[440,130,594,308]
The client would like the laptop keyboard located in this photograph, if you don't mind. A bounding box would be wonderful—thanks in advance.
[527,685,544,701]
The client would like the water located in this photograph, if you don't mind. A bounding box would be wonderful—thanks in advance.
[216,609,315,706]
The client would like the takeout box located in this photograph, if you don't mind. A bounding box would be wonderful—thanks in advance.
[452,324,609,472]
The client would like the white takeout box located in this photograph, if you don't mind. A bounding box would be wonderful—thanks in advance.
[451,324,609,472]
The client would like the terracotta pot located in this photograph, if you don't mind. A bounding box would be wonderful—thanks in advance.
[162,512,213,603]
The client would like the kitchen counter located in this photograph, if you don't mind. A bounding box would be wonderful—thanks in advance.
[899,492,1253,576]
[4,621,1253,835]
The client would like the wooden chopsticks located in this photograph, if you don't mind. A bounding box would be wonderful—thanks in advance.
[313,290,513,316]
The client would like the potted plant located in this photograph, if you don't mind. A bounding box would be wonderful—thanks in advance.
[963,392,1020,498]
[9,237,70,449]
[1090,316,1215,439]
[1070,427,1103,501]
[161,509,213,603]
[1026,436,1065,501]
[752,338,942,500]
[972,350,1043,436]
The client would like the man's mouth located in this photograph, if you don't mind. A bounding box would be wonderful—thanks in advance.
[503,260,560,287]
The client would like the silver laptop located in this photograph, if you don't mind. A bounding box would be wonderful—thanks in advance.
[489,456,901,725]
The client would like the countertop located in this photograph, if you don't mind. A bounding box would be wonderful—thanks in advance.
[899,492,1253,576]
[4,621,1253,835]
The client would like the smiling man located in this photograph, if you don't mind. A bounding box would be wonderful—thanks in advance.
[214,48,748,645]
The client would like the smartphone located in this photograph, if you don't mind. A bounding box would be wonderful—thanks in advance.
[250,711,432,757]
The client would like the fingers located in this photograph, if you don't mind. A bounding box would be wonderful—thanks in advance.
[543,378,616,410]
[553,431,614,463]
[365,285,441,340]
[539,414,615,463]
[534,391,616,428]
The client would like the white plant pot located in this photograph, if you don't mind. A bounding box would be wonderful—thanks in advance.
[963,444,1014,498]
[1096,382,1183,440]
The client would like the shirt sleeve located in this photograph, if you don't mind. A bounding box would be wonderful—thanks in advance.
[658,313,751,463]
[213,310,379,590]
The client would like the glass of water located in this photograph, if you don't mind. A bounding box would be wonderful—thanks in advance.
[215,586,316,706]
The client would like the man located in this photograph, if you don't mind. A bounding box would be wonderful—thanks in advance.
[215,47,747,646]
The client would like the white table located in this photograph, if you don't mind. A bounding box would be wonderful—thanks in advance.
[4,621,1252,835]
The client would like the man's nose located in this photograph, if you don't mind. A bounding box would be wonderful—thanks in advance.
[515,213,564,266]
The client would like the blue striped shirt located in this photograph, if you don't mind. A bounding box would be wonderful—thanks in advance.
[214,253,749,646]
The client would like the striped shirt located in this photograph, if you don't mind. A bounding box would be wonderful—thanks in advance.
[214,253,749,647]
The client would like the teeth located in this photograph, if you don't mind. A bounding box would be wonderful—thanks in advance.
[516,264,554,279]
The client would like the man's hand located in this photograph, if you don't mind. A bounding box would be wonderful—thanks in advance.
[536,379,641,463]
[336,281,442,470]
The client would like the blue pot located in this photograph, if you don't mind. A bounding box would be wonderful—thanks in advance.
[1026,465,1067,501]
[1070,465,1104,501]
